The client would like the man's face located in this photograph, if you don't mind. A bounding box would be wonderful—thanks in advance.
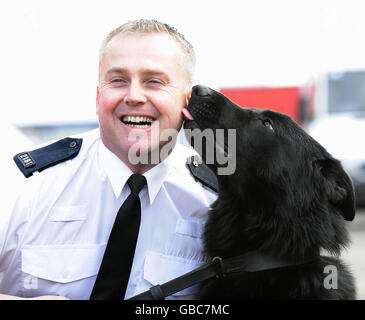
[97,33,189,167]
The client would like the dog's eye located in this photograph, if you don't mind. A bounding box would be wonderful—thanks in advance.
[262,120,274,130]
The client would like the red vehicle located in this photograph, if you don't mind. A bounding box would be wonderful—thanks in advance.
[220,86,314,126]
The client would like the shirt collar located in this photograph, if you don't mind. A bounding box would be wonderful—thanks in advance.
[144,142,197,204]
[99,141,132,199]
[143,154,171,204]
[99,140,179,204]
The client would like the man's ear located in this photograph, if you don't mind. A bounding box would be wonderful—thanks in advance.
[187,87,192,104]
[184,87,193,107]
[96,86,100,113]
[313,158,355,221]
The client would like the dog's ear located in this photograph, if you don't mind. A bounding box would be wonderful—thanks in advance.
[313,158,355,221]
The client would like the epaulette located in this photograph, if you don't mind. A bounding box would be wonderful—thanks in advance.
[13,137,83,178]
[186,155,219,193]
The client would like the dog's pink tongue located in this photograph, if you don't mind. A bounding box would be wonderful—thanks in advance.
[182,108,194,120]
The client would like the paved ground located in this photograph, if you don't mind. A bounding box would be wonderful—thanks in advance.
[342,208,365,299]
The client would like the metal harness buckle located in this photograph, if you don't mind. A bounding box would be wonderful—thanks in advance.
[211,256,226,278]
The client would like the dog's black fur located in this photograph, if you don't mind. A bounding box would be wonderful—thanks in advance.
[184,85,356,299]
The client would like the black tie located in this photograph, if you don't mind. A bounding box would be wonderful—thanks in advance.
[90,174,147,300]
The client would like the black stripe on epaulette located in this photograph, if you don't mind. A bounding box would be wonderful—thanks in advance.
[186,155,219,193]
[13,137,83,178]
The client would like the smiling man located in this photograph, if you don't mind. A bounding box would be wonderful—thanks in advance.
[97,29,192,172]
[0,19,217,300]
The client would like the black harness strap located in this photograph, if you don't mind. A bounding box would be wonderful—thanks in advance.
[128,251,319,300]
[128,257,222,300]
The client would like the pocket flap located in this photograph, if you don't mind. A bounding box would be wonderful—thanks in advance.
[21,243,106,283]
[175,219,204,238]
[49,205,86,221]
[143,251,205,296]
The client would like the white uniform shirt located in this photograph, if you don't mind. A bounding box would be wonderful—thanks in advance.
[0,129,217,300]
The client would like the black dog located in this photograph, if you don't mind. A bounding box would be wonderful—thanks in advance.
[183,85,356,299]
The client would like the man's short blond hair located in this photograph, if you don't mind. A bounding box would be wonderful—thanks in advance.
[99,19,196,87]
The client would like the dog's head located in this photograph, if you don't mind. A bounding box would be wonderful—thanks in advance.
[183,85,355,225]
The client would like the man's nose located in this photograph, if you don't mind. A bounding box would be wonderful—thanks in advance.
[124,82,147,106]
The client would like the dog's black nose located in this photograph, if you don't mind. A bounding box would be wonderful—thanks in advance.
[194,85,211,97]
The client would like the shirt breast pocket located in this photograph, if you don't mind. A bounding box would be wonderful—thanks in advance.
[141,250,206,299]
[20,243,106,299]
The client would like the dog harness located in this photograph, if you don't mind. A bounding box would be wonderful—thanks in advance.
[128,251,319,300]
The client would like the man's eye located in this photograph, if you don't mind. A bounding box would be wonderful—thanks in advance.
[110,78,128,85]
[147,79,162,85]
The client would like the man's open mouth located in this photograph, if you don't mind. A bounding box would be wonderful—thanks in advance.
[121,116,154,128]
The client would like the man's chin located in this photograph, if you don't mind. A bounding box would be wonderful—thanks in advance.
[126,140,176,166]
[126,143,157,166]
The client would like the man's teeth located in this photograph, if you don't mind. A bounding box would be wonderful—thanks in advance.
[126,124,150,128]
[123,116,153,123]
[122,116,153,128]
